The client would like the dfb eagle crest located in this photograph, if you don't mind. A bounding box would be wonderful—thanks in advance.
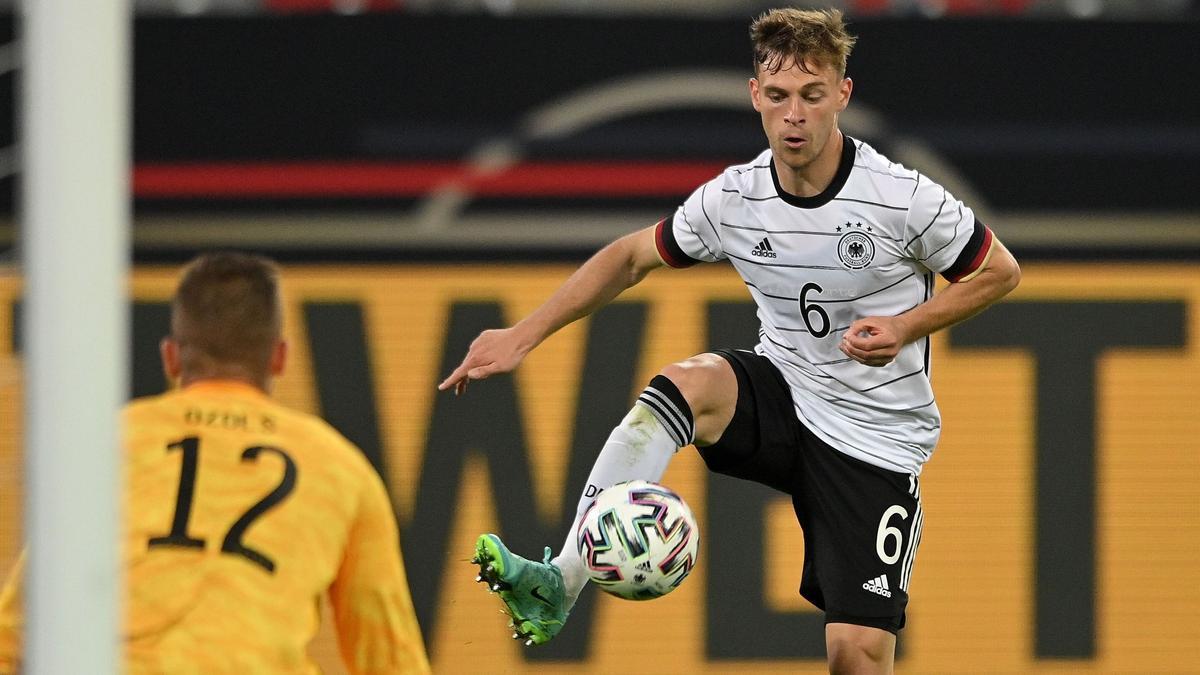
[837,228,875,270]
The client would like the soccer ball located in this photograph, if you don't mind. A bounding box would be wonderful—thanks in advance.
[576,480,699,601]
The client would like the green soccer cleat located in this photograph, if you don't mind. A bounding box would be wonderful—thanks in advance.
[471,533,569,646]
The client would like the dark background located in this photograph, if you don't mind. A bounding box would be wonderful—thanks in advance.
[2,14,1198,227]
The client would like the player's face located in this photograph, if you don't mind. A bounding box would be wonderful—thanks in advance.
[750,57,851,175]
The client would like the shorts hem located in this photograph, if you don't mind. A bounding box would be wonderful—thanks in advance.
[824,612,903,635]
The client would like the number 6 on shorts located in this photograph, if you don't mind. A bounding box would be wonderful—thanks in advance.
[875,505,909,565]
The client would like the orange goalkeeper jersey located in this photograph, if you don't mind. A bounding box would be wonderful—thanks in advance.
[0,380,430,674]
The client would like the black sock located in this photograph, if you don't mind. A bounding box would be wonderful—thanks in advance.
[636,374,696,447]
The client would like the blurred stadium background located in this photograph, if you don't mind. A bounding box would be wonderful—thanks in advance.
[1,0,1198,672]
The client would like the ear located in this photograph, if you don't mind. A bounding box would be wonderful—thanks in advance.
[160,337,181,382]
[269,339,287,377]
[749,76,762,112]
[838,77,853,111]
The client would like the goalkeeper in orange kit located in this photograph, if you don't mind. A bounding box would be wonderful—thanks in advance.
[0,252,430,674]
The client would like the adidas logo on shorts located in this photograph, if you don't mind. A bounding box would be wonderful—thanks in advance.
[862,574,892,598]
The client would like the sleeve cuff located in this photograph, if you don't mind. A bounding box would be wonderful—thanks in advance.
[941,220,994,282]
[654,215,701,268]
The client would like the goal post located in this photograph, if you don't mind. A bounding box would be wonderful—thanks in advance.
[20,0,129,672]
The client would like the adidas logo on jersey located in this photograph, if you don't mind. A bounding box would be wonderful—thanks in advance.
[862,574,892,598]
[750,238,777,258]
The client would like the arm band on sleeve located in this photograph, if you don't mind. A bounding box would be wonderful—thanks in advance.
[941,220,994,282]
[654,215,701,268]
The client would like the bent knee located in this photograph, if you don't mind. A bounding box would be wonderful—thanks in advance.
[656,354,737,444]
[658,354,732,404]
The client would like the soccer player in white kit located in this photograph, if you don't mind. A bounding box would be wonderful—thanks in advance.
[441,8,1021,673]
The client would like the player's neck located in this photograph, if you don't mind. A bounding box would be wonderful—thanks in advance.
[773,129,844,198]
[179,371,272,395]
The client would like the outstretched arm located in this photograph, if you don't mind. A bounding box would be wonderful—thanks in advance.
[839,236,1021,367]
[438,224,666,394]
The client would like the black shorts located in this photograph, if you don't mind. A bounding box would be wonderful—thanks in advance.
[697,349,924,634]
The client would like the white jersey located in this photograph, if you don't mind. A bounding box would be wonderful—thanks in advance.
[655,137,992,475]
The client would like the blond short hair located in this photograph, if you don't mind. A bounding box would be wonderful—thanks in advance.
[750,8,857,77]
